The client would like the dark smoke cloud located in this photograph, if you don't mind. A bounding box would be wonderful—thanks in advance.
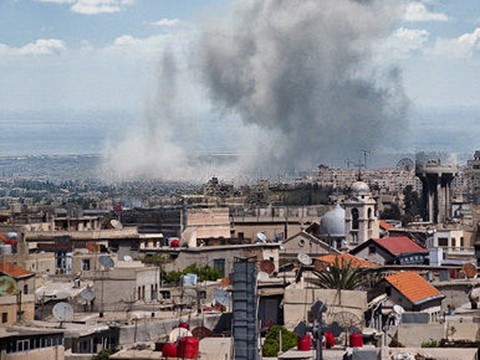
[104,0,409,181]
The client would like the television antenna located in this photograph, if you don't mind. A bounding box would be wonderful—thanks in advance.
[52,302,74,327]
[213,289,232,308]
[80,287,96,302]
[462,263,477,279]
[256,232,267,243]
[0,275,17,296]
[298,253,313,266]
[123,255,133,262]
[393,305,405,316]
[259,259,275,274]
[110,219,123,230]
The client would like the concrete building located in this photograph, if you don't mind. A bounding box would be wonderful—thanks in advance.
[0,262,35,325]
[0,326,64,360]
[281,231,339,264]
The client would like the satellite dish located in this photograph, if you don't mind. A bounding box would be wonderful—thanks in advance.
[98,255,115,269]
[256,232,267,242]
[110,219,123,230]
[213,289,232,307]
[462,263,478,279]
[393,305,405,316]
[257,271,269,281]
[123,255,133,262]
[191,326,213,340]
[0,275,17,296]
[52,302,74,322]
[259,260,275,274]
[298,253,313,266]
[80,287,96,302]
[169,327,193,342]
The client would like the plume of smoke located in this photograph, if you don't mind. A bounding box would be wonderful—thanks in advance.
[103,0,409,181]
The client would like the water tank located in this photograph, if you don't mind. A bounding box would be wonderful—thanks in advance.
[177,337,199,359]
[349,333,363,347]
[170,238,180,248]
[324,331,335,348]
[178,322,190,330]
[297,334,311,351]
[162,343,178,358]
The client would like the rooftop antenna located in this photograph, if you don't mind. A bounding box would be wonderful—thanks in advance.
[80,287,96,311]
[52,302,74,327]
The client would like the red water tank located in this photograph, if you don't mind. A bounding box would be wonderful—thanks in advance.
[178,322,190,330]
[349,333,363,347]
[324,331,335,348]
[162,343,178,358]
[177,336,199,359]
[170,239,180,248]
[297,334,311,351]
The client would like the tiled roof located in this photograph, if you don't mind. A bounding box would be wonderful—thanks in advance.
[385,271,444,304]
[316,253,378,268]
[0,261,33,279]
[379,220,395,230]
[372,236,426,255]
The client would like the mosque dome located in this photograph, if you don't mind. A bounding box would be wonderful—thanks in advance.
[320,204,345,238]
[351,181,370,194]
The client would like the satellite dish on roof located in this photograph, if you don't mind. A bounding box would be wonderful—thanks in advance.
[256,232,267,242]
[393,305,405,316]
[123,255,133,262]
[110,219,123,230]
[260,260,275,274]
[462,263,477,279]
[257,271,269,281]
[98,255,115,269]
[298,253,313,266]
[80,287,96,302]
[0,275,17,296]
[169,327,193,342]
[214,289,232,307]
[52,302,74,322]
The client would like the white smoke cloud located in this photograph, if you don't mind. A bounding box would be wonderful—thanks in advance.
[428,27,480,58]
[404,2,448,22]
[103,0,410,181]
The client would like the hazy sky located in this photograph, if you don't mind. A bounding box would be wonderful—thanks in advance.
[0,0,479,112]
[1,0,480,178]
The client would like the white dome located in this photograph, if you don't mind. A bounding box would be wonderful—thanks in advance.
[320,204,345,238]
[351,181,370,194]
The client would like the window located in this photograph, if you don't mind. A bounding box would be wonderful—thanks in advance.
[213,258,226,277]
[460,237,464,247]
[82,259,90,271]
[385,286,391,296]
[351,208,359,230]
[23,284,28,295]
[2,312,7,323]
[438,237,448,247]
[16,339,29,352]
[160,290,171,299]
[368,245,376,254]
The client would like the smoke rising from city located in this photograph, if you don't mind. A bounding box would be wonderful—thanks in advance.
[103,0,409,181]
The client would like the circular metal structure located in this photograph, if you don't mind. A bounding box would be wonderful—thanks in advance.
[80,287,96,302]
[298,253,313,266]
[52,302,74,322]
[0,276,17,296]
[191,327,213,340]
[98,255,115,269]
[256,232,267,242]
[462,263,478,278]
[259,260,275,274]
[169,327,193,342]
[256,271,269,281]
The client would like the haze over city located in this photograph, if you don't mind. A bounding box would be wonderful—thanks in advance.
[1,0,480,180]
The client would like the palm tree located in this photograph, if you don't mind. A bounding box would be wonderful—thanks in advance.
[307,258,367,291]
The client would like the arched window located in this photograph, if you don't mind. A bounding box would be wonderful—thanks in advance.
[367,208,372,219]
[351,208,359,230]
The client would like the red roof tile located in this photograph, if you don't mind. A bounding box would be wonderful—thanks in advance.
[372,236,426,255]
[316,253,378,268]
[385,271,444,304]
[0,261,32,279]
[379,220,395,230]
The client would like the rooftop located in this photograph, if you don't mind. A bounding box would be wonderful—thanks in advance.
[0,261,33,279]
[385,271,444,305]
[372,236,426,255]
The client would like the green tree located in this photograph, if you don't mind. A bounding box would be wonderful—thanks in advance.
[262,325,297,356]
[308,258,367,290]
[380,203,402,220]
